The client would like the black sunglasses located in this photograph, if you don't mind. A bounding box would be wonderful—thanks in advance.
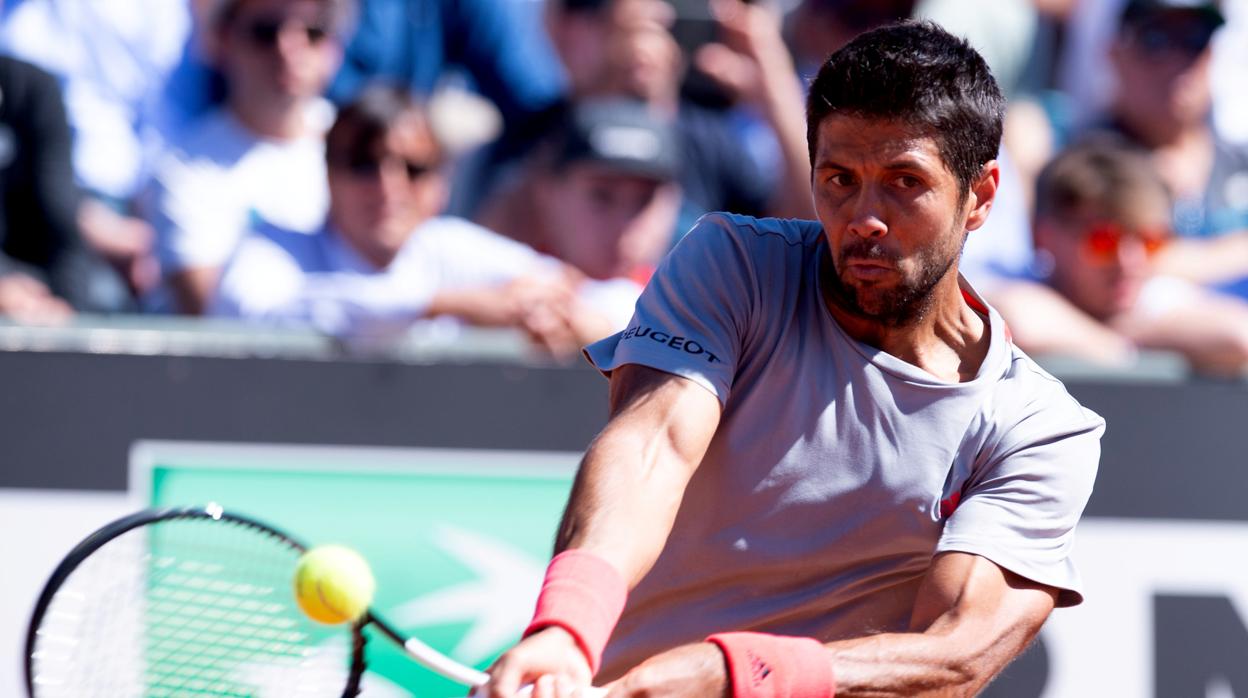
[332,156,439,182]
[242,17,330,47]
[1127,21,1217,56]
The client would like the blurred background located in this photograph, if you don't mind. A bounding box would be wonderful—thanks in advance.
[1,0,1247,695]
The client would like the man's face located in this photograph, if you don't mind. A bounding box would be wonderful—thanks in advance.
[1037,205,1171,321]
[548,0,681,102]
[327,119,446,269]
[538,163,676,279]
[812,115,987,326]
[1111,13,1216,139]
[219,0,341,105]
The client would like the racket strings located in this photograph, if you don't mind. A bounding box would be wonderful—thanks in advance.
[30,516,354,697]
[33,531,147,696]
[143,524,306,692]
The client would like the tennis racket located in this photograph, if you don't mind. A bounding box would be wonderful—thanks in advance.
[24,504,606,697]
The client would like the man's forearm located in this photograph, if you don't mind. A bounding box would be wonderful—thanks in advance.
[519,382,713,682]
[756,52,815,220]
[1155,232,1248,285]
[825,555,1056,698]
[823,623,1038,697]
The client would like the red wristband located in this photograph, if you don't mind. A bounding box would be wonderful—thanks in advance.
[523,549,628,674]
[707,632,835,698]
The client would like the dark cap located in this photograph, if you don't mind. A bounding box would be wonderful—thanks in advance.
[553,0,612,13]
[1118,0,1225,56]
[1121,0,1225,29]
[551,99,679,182]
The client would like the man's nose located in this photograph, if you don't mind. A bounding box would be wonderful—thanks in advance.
[1116,238,1153,268]
[846,185,888,238]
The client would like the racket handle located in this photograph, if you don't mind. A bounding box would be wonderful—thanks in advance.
[468,683,607,697]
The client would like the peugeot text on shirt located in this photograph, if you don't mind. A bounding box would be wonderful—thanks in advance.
[620,325,721,363]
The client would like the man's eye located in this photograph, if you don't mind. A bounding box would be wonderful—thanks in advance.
[895,175,921,189]
[828,173,854,187]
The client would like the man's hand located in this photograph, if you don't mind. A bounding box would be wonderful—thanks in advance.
[77,199,160,294]
[602,642,728,698]
[693,0,814,218]
[0,273,73,323]
[483,626,593,698]
[601,0,682,104]
[694,0,792,109]
[428,273,575,326]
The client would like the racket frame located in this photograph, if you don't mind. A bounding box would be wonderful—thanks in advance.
[22,504,484,697]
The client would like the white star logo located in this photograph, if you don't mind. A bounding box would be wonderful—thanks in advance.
[390,525,546,665]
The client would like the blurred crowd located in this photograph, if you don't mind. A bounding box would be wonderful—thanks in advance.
[1,0,1247,373]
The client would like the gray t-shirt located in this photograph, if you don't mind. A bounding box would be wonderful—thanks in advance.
[584,213,1103,679]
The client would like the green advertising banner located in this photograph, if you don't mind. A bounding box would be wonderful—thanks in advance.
[131,442,580,697]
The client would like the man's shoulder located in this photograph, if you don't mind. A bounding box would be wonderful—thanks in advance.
[688,212,824,250]
[1213,131,1248,163]
[164,109,254,164]
[668,213,824,290]
[411,215,531,251]
[239,223,328,272]
[993,343,1106,435]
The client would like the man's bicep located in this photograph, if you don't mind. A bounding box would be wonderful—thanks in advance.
[912,552,1057,629]
[555,364,720,573]
[910,552,1056,680]
[605,364,722,465]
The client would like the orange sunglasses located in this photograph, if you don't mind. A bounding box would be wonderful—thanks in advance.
[1081,223,1170,262]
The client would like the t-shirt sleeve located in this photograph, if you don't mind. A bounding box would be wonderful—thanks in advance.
[936,388,1104,607]
[583,214,755,404]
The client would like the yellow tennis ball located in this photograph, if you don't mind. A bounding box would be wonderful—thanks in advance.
[293,545,376,625]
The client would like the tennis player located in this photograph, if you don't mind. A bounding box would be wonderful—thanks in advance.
[484,20,1103,698]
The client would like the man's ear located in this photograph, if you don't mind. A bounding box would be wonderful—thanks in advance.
[964,160,1000,232]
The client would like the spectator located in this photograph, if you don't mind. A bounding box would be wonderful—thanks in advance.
[142,0,351,314]
[994,141,1248,374]
[786,0,916,78]
[211,86,614,355]
[1082,0,1248,296]
[0,0,190,307]
[478,99,681,330]
[0,54,86,322]
[686,0,814,219]
[1058,0,1248,142]
[0,0,191,198]
[327,0,565,131]
[465,0,811,229]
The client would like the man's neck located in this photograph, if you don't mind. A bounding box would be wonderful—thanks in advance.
[824,271,990,383]
[327,218,404,273]
[229,96,309,141]
[1152,127,1216,201]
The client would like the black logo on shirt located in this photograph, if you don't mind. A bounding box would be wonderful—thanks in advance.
[621,325,721,363]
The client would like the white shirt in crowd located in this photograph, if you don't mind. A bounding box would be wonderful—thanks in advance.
[143,102,333,279]
[213,216,567,340]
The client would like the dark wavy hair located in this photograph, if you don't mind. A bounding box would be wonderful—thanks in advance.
[1034,139,1170,227]
[325,84,441,167]
[213,0,356,37]
[806,20,1005,199]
